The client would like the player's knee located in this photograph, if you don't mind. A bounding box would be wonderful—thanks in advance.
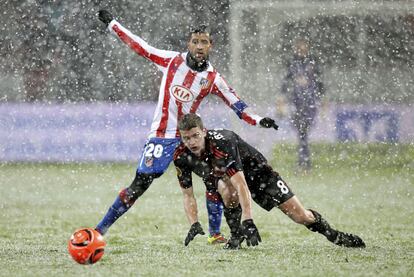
[128,172,160,199]
[217,184,239,208]
[227,194,239,208]
[119,187,136,207]
[220,192,239,209]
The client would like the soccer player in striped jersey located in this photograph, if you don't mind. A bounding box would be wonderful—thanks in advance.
[95,10,279,244]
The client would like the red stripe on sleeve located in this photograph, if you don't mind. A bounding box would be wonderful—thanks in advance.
[211,81,257,126]
[212,148,227,159]
[156,56,184,137]
[241,112,257,126]
[112,24,171,67]
[226,168,238,177]
[210,84,231,106]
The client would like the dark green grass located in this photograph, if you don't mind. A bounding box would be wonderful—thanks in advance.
[0,143,413,276]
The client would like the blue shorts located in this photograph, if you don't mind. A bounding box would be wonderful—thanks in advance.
[137,137,181,174]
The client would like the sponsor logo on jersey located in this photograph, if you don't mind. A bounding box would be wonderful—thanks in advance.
[171,85,194,103]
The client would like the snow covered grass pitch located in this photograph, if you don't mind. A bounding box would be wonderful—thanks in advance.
[0,143,413,276]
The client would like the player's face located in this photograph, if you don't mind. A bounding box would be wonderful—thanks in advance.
[180,127,207,156]
[294,41,309,58]
[187,33,212,63]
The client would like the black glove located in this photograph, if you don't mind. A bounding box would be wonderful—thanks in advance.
[242,219,261,247]
[259,117,279,130]
[98,10,114,26]
[184,222,205,246]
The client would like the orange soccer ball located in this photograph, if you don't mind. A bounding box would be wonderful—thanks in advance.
[68,228,106,264]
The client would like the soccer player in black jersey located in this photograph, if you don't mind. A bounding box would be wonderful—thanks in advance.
[174,113,365,249]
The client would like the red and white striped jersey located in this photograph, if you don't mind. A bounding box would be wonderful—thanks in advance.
[108,20,263,138]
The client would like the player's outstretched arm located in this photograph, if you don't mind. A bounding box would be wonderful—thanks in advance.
[97,9,178,69]
[211,74,278,130]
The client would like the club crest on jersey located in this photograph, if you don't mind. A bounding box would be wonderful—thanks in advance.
[145,157,154,167]
[200,78,211,89]
[171,85,194,103]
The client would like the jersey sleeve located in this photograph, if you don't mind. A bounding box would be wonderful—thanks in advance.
[108,20,179,70]
[173,153,193,189]
[210,73,263,126]
[210,133,244,177]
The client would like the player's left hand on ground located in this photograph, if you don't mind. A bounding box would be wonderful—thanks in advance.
[259,117,279,130]
[242,219,261,247]
[184,222,205,246]
[98,10,114,26]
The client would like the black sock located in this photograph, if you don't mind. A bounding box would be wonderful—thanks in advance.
[306,209,338,242]
[223,205,242,237]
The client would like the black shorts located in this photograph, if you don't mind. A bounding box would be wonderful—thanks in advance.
[245,169,294,211]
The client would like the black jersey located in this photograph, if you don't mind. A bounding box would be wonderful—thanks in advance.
[174,128,294,210]
[173,129,268,191]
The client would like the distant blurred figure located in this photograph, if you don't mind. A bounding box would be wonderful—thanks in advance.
[17,3,51,102]
[281,38,324,171]
[23,60,50,102]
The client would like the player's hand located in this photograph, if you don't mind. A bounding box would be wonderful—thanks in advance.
[259,117,279,130]
[184,222,205,246]
[242,219,261,247]
[98,10,114,26]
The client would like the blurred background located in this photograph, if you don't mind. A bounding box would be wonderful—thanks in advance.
[1,3,413,275]
[0,0,413,162]
[1,0,413,104]
[0,0,232,102]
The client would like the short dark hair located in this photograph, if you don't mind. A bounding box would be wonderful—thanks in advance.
[190,24,210,34]
[188,24,212,41]
[178,113,204,131]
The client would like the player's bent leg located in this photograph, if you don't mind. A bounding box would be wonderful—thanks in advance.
[205,177,241,245]
[217,178,244,249]
[217,178,239,208]
[223,205,244,250]
[306,209,365,248]
[129,172,162,199]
